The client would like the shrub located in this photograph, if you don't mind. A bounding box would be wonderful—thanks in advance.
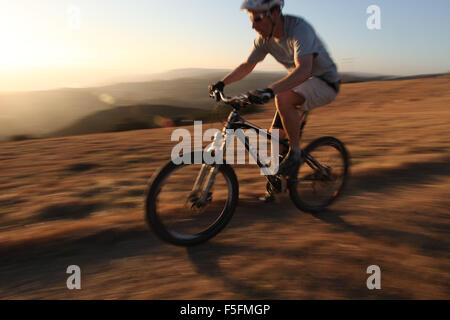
[9,134,36,141]
[111,118,152,132]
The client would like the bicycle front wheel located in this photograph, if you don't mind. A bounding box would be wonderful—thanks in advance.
[145,152,239,246]
[289,137,349,213]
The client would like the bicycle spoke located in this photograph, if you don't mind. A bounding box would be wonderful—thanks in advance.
[153,164,231,238]
[294,142,347,209]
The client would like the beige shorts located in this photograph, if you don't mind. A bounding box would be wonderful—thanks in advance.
[292,76,338,111]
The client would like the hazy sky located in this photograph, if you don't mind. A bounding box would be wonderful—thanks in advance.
[1,0,449,91]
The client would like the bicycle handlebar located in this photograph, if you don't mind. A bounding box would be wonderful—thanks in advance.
[209,90,251,108]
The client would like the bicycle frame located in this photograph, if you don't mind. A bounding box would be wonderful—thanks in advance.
[190,107,310,205]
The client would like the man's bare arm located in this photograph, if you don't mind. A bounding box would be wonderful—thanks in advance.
[268,54,313,94]
[222,61,257,86]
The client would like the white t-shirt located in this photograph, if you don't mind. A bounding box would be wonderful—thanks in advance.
[247,14,340,83]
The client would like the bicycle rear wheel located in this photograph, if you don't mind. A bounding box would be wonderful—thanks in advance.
[289,136,349,213]
[145,152,239,246]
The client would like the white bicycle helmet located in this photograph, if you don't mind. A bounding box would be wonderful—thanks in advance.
[240,0,284,12]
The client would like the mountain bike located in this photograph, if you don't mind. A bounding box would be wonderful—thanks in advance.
[145,90,350,246]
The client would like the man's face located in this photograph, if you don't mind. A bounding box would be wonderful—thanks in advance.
[248,10,273,39]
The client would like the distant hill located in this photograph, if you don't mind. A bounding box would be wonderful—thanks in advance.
[0,70,286,141]
[339,72,449,83]
[1,69,447,141]
[89,70,288,109]
[49,104,205,138]
[0,88,113,140]
[48,103,260,138]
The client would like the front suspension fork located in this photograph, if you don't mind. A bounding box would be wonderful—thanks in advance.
[189,129,226,206]
[189,164,219,205]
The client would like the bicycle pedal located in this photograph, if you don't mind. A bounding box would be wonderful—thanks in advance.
[258,192,276,203]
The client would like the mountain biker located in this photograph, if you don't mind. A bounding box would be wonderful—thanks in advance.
[208,0,341,201]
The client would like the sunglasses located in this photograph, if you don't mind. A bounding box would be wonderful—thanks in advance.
[251,12,269,23]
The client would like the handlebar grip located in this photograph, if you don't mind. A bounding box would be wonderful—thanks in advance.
[213,91,221,102]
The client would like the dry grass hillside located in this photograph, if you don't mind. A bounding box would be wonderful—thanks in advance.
[0,75,449,299]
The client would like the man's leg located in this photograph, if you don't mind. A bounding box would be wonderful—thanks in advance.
[268,111,287,157]
[259,93,305,202]
[259,107,300,203]
[272,90,306,176]
[274,90,306,149]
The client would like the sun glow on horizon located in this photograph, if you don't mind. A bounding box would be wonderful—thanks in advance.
[0,6,70,71]
[0,1,448,92]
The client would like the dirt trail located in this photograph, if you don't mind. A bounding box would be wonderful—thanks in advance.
[0,76,449,299]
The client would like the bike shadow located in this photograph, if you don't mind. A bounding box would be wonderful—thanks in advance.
[348,156,450,195]
[234,195,301,218]
[184,197,314,299]
[312,208,449,259]
[186,241,291,299]
[0,225,160,293]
